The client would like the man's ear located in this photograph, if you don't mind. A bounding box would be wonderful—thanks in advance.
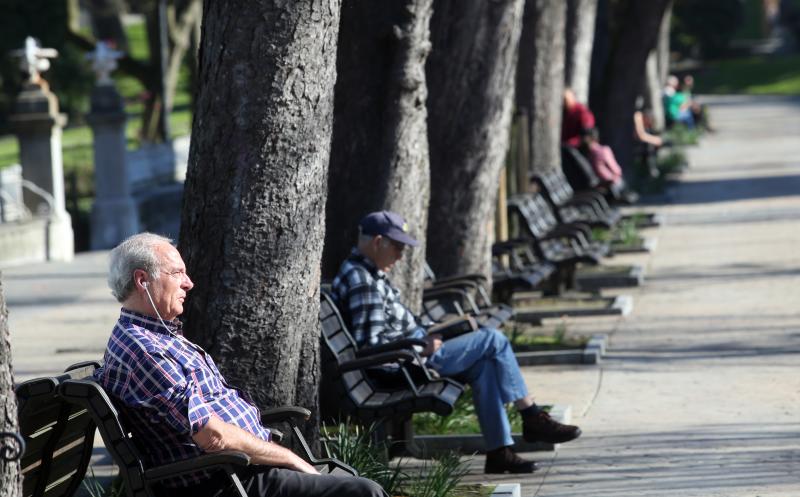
[133,269,149,290]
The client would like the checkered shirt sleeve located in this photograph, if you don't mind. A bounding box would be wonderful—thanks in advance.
[332,250,425,347]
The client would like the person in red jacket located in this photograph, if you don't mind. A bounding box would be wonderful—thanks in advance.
[561,87,595,147]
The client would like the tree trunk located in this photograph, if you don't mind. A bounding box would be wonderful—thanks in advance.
[657,1,672,85]
[426,0,525,280]
[516,0,567,175]
[0,275,22,497]
[588,0,609,112]
[323,0,433,312]
[644,49,665,130]
[594,0,671,176]
[86,0,130,52]
[178,0,340,440]
[564,0,598,104]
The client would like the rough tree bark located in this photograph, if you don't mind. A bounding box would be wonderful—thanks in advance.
[594,0,671,176]
[178,0,340,438]
[588,0,610,112]
[656,1,672,86]
[644,50,665,130]
[323,0,433,312]
[516,0,567,174]
[564,0,598,104]
[0,276,22,497]
[426,0,525,280]
[644,0,672,131]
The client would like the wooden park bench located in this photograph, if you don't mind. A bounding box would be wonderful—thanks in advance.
[507,193,606,292]
[422,262,514,329]
[17,360,353,497]
[15,361,99,497]
[319,290,467,454]
[531,170,621,229]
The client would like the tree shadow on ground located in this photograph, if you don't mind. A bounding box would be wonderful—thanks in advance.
[669,173,800,204]
[535,423,800,496]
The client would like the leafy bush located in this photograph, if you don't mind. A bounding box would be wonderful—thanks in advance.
[671,0,745,59]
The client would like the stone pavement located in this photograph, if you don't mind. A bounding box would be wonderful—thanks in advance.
[3,94,800,496]
[467,95,800,496]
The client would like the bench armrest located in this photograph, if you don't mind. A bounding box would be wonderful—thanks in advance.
[429,273,487,286]
[339,350,417,372]
[144,450,250,482]
[260,406,311,425]
[428,316,478,340]
[356,338,427,357]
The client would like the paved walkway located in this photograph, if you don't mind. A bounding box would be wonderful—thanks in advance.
[3,95,800,496]
[498,95,800,496]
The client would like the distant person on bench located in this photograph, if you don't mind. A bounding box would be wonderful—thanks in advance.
[332,211,582,475]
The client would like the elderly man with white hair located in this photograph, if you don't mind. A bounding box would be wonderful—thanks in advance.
[96,233,386,497]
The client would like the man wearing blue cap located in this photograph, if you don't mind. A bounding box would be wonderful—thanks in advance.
[331,211,581,474]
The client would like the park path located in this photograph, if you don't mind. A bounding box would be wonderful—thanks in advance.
[503,95,800,496]
[3,95,800,496]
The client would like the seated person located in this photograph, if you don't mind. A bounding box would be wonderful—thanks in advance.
[579,127,624,187]
[663,75,695,129]
[96,233,386,497]
[331,211,581,475]
[562,87,595,147]
[681,75,714,132]
[633,97,668,179]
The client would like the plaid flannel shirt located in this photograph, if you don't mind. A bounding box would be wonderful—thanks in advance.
[95,309,271,487]
[331,248,426,347]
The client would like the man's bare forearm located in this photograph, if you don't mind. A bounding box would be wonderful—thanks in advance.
[192,415,318,474]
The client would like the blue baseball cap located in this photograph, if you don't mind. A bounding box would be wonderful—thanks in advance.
[359,210,419,247]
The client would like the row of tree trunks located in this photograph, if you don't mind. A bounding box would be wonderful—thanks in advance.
[516,0,567,175]
[564,0,598,104]
[426,0,525,281]
[593,0,673,174]
[323,0,433,312]
[0,276,22,497]
[178,0,341,444]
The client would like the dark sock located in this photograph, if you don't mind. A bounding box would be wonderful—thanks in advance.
[518,404,541,417]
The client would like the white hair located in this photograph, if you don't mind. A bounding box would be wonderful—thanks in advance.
[108,233,173,302]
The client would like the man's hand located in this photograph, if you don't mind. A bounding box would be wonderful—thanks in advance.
[422,333,443,357]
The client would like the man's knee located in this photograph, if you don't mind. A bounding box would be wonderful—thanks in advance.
[480,327,510,350]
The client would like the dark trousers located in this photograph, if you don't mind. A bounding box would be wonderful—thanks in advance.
[167,466,387,497]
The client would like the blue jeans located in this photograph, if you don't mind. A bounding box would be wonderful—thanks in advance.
[427,328,528,449]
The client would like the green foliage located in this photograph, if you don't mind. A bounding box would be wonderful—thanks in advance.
[323,420,471,497]
[664,125,700,146]
[671,0,745,59]
[413,388,524,436]
[404,452,469,497]
[81,469,124,497]
[322,420,405,496]
[0,0,95,129]
[693,55,800,96]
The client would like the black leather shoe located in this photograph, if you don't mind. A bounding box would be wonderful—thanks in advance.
[484,446,537,474]
[522,411,582,444]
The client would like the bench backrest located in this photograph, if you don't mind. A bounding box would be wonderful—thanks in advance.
[508,193,559,239]
[319,290,462,423]
[16,364,98,497]
[319,290,382,422]
[58,379,151,497]
[533,170,575,209]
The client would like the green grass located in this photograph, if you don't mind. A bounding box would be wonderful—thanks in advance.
[0,17,193,172]
[694,55,800,95]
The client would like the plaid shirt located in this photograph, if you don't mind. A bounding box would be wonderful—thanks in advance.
[95,309,271,487]
[331,248,425,347]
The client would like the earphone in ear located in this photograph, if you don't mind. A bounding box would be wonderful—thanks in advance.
[142,281,148,288]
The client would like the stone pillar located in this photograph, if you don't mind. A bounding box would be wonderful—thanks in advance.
[87,84,139,249]
[9,82,74,261]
